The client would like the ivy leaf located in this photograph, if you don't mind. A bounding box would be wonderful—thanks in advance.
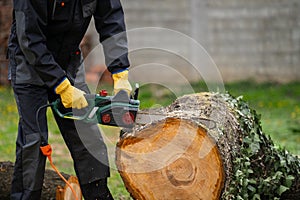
[253,194,261,200]
[273,171,283,179]
[247,184,256,192]
[277,185,289,196]
[284,175,295,188]
[248,178,256,184]
[250,142,260,154]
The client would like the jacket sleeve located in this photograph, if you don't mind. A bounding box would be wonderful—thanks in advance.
[93,0,130,73]
[13,0,65,88]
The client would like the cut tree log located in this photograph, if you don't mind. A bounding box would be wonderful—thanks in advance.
[0,161,81,200]
[116,92,300,200]
[117,118,224,200]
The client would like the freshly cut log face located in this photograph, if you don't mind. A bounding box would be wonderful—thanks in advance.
[116,118,224,200]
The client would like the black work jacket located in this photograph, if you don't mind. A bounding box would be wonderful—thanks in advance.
[8,0,129,88]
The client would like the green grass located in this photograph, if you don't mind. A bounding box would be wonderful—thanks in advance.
[0,87,17,161]
[223,81,300,154]
[0,81,299,199]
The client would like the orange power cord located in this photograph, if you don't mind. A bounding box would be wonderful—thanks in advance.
[40,144,79,200]
[36,104,80,199]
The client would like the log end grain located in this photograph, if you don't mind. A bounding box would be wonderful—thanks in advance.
[116,118,224,200]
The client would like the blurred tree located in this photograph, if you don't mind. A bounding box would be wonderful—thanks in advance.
[0,0,12,85]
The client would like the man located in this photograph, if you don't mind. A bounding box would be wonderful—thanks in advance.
[7,0,132,199]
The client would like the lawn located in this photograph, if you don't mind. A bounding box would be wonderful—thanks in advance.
[0,81,299,199]
[223,81,300,154]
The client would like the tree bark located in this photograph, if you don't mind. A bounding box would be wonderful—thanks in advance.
[116,92,300,200]
[0,161,81,200]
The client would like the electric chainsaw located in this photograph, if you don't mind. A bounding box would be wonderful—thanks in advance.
[52,87,141,128]
[52,86,216,129]
[52,84,167,128]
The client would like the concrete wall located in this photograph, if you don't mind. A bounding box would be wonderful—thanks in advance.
[122,0,191,35]
[120,0,300,83]
[204,0,300,82]
[1,0,299,84]
[120,0,204,83]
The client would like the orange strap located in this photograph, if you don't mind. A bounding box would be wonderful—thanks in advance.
[40,144,79,200]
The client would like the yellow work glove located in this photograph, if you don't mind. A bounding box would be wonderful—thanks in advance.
[112,70,132,95]
[55,78,88,109]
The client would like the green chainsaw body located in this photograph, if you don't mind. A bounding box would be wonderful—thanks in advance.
[52,90,140,128]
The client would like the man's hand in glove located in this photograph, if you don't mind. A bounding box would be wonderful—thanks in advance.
[112,69,132,95]
[55,78,88,109]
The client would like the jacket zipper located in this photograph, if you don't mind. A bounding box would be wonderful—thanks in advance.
[52,0,57,20]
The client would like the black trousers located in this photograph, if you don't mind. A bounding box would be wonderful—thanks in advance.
[10,83,110,200]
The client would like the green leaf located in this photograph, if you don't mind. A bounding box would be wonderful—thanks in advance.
[277,185,289,196]
[243,137,252,144]
[253,194,261,200]
[245,161,251,166]
[247,185,256,192]
[250,142,260,154]
[284,175,295,188]
[273,171,283,179]
[237,195,244,200]
[236,170,243,177]
[263,177,271,184]
[248,178,257,184]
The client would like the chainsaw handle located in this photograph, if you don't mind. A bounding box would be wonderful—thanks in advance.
[52,94,96,121]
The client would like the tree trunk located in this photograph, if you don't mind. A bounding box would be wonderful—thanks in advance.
[0,161,81,200]
[116,92,300,200]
